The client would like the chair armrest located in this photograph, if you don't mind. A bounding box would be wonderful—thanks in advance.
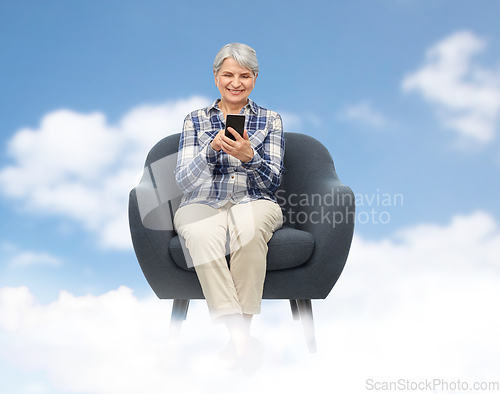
[280,176,355,298]
[128,188,203,299]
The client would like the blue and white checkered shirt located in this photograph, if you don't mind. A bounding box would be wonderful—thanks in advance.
[175,98,285,208]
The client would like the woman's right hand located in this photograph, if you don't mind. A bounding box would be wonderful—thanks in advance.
[211,129,224,151]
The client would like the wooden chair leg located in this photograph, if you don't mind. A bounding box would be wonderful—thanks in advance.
[297,299,317,353]
[168,299,190,341]
[289,299,300,320]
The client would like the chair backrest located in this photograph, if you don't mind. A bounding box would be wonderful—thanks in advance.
[276,133,340,229]
[134,133,182,231]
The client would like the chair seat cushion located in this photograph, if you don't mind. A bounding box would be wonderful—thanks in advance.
[169,226,314,272]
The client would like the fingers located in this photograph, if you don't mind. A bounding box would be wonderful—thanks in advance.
[221,136,234,153]
[220,129,252,161]
[211,129,225,151]
[217,129,225,145]
[221,128,239,151]
[226,127,241,140]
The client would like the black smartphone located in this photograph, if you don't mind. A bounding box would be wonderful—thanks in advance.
[224,114,245,141]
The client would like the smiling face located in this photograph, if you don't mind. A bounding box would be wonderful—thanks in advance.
[214,57,257,113]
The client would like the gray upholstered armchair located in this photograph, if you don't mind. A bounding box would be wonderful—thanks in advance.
[128,132,355,352]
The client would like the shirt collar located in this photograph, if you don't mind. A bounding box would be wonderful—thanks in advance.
[208,98,259,116]
[207,99,220,113]
[246,98,259,115]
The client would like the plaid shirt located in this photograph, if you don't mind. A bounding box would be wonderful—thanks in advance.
[175,98,285,208]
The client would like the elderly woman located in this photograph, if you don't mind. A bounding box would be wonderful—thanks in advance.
[174,43,284,372]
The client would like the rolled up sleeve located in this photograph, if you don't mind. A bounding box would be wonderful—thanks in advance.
[175,114,218,193]
[242,114,285,194]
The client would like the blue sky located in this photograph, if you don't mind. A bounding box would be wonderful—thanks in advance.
[1,1,500,393]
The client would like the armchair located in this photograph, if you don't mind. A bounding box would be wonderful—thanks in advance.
[128,132,355,352]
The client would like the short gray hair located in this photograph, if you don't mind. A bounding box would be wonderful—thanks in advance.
[213,43,259,76]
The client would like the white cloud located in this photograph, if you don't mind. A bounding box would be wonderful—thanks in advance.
[279,111,303,131]
[0,96,211,250]
[279,111,323,133]
[8,251,62,267]
[1,211,499,393]
[403,30,500,143]
[0,286,177,393]
[337,101,389,128]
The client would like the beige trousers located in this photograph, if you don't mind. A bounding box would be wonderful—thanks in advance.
[174,199,283,323]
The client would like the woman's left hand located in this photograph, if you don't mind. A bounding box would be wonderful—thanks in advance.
[222,128,254,163]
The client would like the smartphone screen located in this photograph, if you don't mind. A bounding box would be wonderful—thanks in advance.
[224,114,245,141]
